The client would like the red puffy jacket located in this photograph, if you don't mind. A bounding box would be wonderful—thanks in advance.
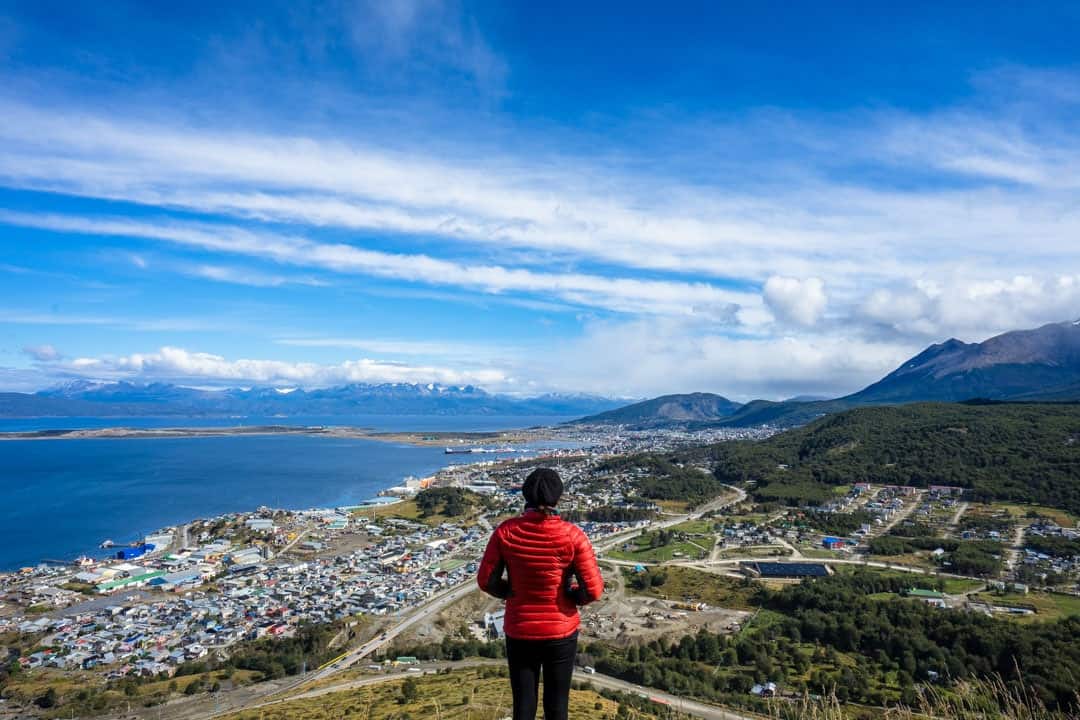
[477,509,604,640]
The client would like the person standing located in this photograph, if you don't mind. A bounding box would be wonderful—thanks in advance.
[477,467,604,720]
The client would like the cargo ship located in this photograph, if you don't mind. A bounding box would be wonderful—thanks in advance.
[444,447,475,454]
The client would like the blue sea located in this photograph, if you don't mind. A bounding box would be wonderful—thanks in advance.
[0,415,576,570]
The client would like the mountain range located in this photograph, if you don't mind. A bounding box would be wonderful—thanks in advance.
[6,319,1080,425]
[569,392,744,427]
[576,319,1080,428]
[0,381,623,418]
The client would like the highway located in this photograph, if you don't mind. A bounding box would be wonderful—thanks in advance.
[308,578,479,682]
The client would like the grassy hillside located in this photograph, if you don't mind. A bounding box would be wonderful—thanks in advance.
[218,667,680,720]
[683,402,1080,513]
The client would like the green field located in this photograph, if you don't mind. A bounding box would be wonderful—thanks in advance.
[717,545,789,559]
[607,529,716,563]
[621,566,759,609]
[608,540,712,563]
[994,503,1078,528]
[970,591,1080,622]
[798,547,847,559]
[668,519,716,534]
[940,577,987,594]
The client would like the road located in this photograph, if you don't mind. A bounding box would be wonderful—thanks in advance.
[1005,521,1027,572]
[582,670,759,720]
[276,523,314,556]
[771,536,803,559]
[595,485,747,555]
[166,524,189,554]
[309,578,479,682]
[877,491,924,535]
[946,502,970,532]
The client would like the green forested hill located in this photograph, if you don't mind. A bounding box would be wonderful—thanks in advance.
[681,402,1080,513]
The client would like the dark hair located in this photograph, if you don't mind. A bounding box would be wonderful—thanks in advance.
[522,468,563,512]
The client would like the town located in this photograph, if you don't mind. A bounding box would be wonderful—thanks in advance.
[4,424,1079,680]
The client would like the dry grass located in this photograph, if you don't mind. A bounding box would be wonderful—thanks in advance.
[216,667,670,720]
[766,676,1080,720]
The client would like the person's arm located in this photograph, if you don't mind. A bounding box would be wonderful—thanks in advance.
[567,527,604,605]
[476,528,511,599]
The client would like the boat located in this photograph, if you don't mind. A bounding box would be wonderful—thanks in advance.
[444,447,474,454]
[99,539,115,549]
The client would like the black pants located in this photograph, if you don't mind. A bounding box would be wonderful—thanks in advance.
[505,632,578,720]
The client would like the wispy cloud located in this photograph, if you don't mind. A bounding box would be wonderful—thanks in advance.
[276,336,515,360]
[0,308,235,333]
[22,344,60,361]
[345,0,507,95]
[0,210,760,318]
[4,65,1080,396]
[183,263,330,288]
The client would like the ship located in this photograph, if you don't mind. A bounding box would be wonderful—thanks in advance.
[444,447,475,454]
[99,539,115,549]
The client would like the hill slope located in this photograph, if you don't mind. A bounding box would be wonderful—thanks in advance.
[714,320,1080,428]
[681,402,1080,514]
[572,392,742,427]
[846,320,1080,404]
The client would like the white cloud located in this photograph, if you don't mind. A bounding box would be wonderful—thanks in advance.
[47,346,509,389]
[22,344,60,361]
[533,317,912,400]
[763,276,827,327]
[858,274,1080,340]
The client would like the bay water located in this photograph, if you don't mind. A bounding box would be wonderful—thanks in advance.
[0,415,574,570]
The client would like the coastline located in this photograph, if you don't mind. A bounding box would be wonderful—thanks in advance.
[0,422,577,570]
[0,423,562,447]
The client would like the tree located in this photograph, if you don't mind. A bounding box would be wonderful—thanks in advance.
[36,687,58,709]
[401,677,419,703]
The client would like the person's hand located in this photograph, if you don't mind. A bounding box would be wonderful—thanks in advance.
[563,569,589,605]
[489,576,512,599]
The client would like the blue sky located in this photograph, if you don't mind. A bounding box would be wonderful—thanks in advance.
[1,1,1080,399]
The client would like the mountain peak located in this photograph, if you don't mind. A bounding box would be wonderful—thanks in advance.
[572,392,743,427]
[847,319,1080,404]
